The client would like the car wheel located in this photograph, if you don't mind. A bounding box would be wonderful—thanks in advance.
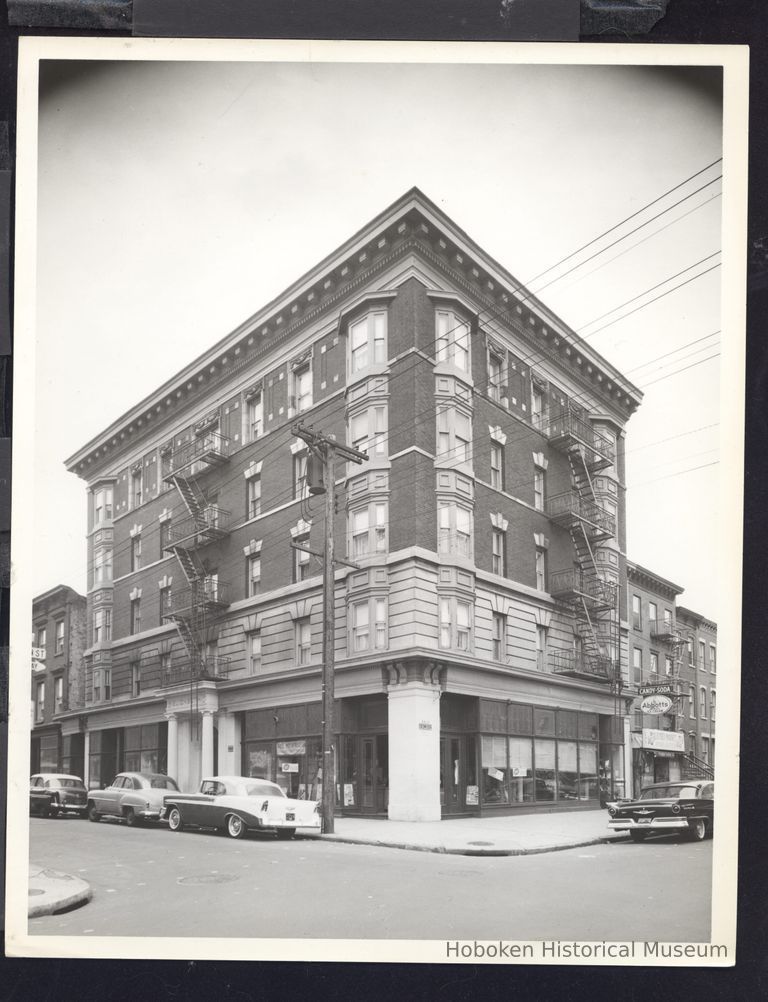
[87,802,100,822]
[167,807,183,833]
[276,828,296,840]
[689,818,707,842]
[629,831,647,842]
[226,814,247,839]
[124,808,140,827]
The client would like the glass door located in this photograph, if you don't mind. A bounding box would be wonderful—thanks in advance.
[441,734,465,815]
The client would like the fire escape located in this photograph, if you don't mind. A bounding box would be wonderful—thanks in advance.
[546,405,622,694]
[161,427,231,726]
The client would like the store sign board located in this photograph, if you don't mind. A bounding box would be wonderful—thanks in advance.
[639,694,673,715]
[637,683,674,696]
[641,728,685,752]
[31,647,46,661]
[276,740,306,756]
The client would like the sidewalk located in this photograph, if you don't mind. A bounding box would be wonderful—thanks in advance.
[28,864,92,918]
[307,808,626,856]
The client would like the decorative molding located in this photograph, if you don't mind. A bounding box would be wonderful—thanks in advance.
[489,425,507,445]
[532,451,548,470]
[244,461,263,479]
[490,512,509,532]
[158,508,172,523]
[129,587,142,601]
[157,574,173,590]
[290,519,312,539]
[290,439,306,455]
[243,539,262,557]
[533,532,550,550]
[533,608,552,628]
[129,523,142,537]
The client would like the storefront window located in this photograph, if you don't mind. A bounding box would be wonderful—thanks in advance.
[534,708,555,737]
[247,743,274,781]
[123,724,166,775]
[481,735,509,804]
[246,738,322,801]
[557,740,579,800]
[599,743,625,803]
[578,743,599,800]
[508,736,534,802]
[534,738,556,800]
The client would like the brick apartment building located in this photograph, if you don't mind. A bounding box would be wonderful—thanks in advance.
[30,584,87,775]
[626,563,716,793]
[61,188,646,819]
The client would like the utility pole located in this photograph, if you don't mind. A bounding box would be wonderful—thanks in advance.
[292,423,367,834]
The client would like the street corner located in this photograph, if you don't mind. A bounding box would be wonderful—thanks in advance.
[28,863,92,918]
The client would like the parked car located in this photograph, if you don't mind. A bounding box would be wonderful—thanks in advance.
[161,775,322,840]
[30,773,88,818]
[607,780,714,842]
[87,772,181,826]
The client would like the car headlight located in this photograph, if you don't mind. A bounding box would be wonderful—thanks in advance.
[608,807,616,817]
[672,804,681,814]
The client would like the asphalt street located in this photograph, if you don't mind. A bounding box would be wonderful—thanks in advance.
[28,815,712,941]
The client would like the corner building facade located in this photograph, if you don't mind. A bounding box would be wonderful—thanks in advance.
[65,190,643,819]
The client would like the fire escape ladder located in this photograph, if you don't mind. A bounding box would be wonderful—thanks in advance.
[567,445,597,504]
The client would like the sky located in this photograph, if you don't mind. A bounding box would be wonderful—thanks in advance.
[31,52,727,620]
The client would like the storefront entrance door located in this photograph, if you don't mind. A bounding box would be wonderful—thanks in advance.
[440,735,466,815]
[360,735,388,814]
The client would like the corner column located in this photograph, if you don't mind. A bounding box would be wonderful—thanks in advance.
[166,713,178,781]
[83,730,90,788]
[386,662,442,822]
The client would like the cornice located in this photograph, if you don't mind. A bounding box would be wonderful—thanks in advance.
[67,189,643,479]
[626,561,684,600]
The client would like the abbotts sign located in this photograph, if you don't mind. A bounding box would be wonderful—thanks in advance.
[639,694,674,715]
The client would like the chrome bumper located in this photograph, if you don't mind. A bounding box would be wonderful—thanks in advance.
[608,818,689,830]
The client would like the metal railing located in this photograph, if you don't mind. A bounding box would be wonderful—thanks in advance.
[166,507,231,546]
[550,647,615,681]
[546,491,616,536]
[547,408,616,466]
[160,655,231,688]
[165,432,230,476]
[163,580,230,617]
[549,568,617,606]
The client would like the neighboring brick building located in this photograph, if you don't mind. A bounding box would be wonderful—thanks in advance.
[30,585,87,775]
[677,606,718,771]
[626,564,716,796]
[62,188,645,818]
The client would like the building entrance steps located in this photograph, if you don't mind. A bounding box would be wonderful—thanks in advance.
[306,808,627,856]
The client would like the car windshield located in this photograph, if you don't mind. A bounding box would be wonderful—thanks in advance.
[46,778,82,789]
[244,781,286,799]
[148,776,179,790]
[640,785,698,800]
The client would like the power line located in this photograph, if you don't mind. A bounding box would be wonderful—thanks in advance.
[627,460,719,490]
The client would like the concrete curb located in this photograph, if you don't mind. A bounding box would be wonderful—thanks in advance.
[309,832,628,857]
[28,864,92,918]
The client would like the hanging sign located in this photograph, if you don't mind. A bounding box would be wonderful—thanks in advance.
[640,694,674,715]
[637,683,674,696]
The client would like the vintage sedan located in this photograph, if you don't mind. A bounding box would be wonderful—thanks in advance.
[87,772,181,826]
[30,774,88,818]
[162,775,321,840]
[607,780,714,842]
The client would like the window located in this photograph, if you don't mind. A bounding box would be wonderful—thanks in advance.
[535,548,548,592]
[710,644,716,673]
[292,364,312,414]
[131,663,141,698]
[55,619,65,655]
[349,311,387,373]
[439,598,472,651]
[711,690,716,722]
[438,502,472,558]
[490,441,504,490]
[93,607,112,644]
[663,607,673,626]
[246,473,262,520]
[350,598,388,653]
[159,585,172,620]
[436,408,472,465]
[698,639,706,669]
[533,467,545,511]
[247,393,263,441]
[160,519,172,553]
[131,469,143,508]
[294,534,311,582]
[686,638,694,665]
[130,598,141,635]
[649,651,659,678]
[36,626,46,651]
[689,685,696,718]
[488,349,504,402]
[293,450,308,500]
[435,309,470,372]
[161,652,172,684]
[54,676,64,713]
[93,668,111,703]
[699,687,707,718]
[633,647,642,685]
[492,529,506,576]
[648,601,657,626]
[532,386,545,429]
[247,554,261,597]
[536,625,548,671]
[246,631,261,674]
[94,486,113,523]
[131,534,142,572]
[295,618,311,665]
[94,547,113,585]
[350,503,387,558]
[492,613,506,660]
[665,655,674,677]
[35,681,45,721]
[349,406,387,458]
[631,595,642,630]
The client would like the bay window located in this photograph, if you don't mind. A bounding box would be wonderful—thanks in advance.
[439,597,473,651]
[349,405,387,458]
[436,309,470,373]
[349,311,387,373]
[350,502,387,558]
[438,502,473,558]
[350,597,387,653]
[436,407,472,465]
